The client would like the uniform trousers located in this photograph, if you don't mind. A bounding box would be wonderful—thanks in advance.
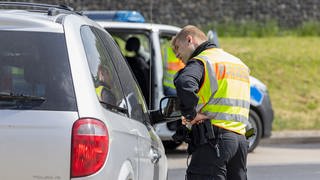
[186,127,248,180]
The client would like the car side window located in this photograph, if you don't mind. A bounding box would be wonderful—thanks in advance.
[80,26,126,113]
[96,29,149,123]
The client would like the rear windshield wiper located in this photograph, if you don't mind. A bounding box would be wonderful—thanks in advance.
[0,92,46,101]
[0,92,46,109]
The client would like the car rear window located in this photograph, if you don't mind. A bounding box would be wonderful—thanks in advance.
[0,31,76,111]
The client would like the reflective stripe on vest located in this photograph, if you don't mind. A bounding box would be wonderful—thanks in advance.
[194,48,250,135]
[163,45,185,89]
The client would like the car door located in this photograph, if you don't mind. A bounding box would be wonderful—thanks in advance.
[80,26,143,179]
[95,28,161,180]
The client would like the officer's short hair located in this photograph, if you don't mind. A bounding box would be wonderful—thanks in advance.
[172,25,207,47]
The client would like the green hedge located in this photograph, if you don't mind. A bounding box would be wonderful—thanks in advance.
[204,20,320,37]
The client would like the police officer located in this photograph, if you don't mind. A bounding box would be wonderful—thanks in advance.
[161,40,185,95]
[95,64,117,105]
[172,25,250,180]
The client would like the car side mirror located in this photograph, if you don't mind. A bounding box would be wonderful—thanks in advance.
[160,96,181,118]
[149,96,182,125]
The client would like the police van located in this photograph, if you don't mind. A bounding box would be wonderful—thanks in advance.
[84,10,274,152]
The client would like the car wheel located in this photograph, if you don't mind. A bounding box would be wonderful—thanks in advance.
[247,110,262,152]
[163,140,182,150]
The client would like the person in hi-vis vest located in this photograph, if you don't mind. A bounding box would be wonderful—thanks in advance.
[95,64,116,105]
[161,40,185,95]
[172,25,250,180]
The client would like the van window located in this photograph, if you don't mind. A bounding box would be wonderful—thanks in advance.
[80,26,126,112]
[0,31,76,111]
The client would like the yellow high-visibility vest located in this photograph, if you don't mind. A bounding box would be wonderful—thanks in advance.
[95,85,104,100]
[194,48,250,135]
[162,43,185,89]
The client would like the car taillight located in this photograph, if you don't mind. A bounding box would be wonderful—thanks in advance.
[71,118,109,177]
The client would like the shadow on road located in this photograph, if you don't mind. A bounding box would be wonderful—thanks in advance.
[165,143,189,155]
[165,148,188,155]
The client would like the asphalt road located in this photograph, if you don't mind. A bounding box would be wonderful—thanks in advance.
[167,141,320,180]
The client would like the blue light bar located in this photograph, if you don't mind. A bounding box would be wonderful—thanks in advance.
[114,11,145,23]
[83,10,145,23]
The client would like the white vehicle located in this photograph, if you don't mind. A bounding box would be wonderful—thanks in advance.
[85,11,274,152]
[0,3,169,180]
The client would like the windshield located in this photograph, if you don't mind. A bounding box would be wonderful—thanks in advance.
[0,31,76,111]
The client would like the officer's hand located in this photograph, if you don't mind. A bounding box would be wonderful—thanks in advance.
[181,116,192,130]
[181,116,188,125]
[190,113,209,125]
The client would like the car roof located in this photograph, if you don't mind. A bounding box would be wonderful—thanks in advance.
[96,21,181,33]
[0,10,65,33]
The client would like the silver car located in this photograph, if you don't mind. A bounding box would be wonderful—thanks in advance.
[0,2,167,180]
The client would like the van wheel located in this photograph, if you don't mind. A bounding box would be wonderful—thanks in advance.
[247,110,262,152]
[163,141,182,150]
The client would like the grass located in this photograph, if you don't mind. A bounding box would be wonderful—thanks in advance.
[219,37,320,130]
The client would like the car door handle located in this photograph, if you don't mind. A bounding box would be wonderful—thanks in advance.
[149,147,161,164]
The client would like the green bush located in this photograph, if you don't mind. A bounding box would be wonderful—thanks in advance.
[297,21,320,36]
[204,20,320,37]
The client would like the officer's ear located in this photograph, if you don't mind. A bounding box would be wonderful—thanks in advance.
[186,35,192,44]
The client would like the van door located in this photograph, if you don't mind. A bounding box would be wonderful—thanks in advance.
[99,31,161,180]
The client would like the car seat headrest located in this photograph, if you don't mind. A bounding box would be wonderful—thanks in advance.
[125,37,140,52]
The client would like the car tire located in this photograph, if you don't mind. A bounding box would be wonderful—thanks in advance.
[163,140,182,150]
[247,109,262,152]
